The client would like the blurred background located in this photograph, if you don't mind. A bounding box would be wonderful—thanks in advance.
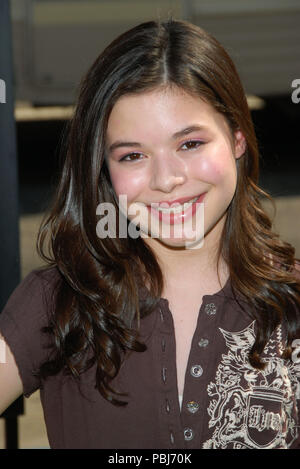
[0,0,299,448]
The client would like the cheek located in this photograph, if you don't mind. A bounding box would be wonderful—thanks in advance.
[191,147,237,186]
[108,166,147,203]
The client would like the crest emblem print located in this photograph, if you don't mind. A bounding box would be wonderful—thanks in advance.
[203,321,300,449]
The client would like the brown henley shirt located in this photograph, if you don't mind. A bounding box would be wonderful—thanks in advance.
[0,266,300,449]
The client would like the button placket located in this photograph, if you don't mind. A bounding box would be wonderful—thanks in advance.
[159,307,168,385]
[180,302,217,443]
[184,335,208,420]
[180,297,222,446]
[158,304,180,448]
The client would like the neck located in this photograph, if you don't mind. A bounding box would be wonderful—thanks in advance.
[143,219,229,294]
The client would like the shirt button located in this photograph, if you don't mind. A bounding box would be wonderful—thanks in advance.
[204,303,217,316]
[198,338,209,348]
[191,364,203,377]
[184,428,194,441]
[187,401,199,414]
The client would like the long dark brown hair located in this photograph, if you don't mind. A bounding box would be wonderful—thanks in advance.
[36,19,300,405]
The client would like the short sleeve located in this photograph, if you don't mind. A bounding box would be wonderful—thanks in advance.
[0,267,59,398]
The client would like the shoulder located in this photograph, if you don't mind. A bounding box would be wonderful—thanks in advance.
[0,265,62,398]
[0,265,61,324]
[25,264,61,288]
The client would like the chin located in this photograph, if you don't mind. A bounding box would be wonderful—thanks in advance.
[144,232,205,250]
[169,238,204,250]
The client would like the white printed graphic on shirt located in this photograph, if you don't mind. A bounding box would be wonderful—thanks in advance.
[203,321,300,449]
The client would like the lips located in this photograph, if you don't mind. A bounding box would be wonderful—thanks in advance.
[154,195,201,208]
[147,192,206,224]
[155,196,199,213]
[150,194,203,209]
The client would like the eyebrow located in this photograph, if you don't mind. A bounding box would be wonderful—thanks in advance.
[108,125,209,153]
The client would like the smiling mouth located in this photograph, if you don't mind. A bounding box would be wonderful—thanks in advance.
[149,194,203,213]
[144,193,206,226]
[153,195,199,213]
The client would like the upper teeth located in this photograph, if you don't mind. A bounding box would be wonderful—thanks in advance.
[155,196,199,213]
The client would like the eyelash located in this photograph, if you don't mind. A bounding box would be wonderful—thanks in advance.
[119,140,205,162]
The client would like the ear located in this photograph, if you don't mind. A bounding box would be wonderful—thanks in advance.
[233,130,246,159]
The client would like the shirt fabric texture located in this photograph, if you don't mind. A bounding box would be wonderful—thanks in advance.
[1,266,300,449]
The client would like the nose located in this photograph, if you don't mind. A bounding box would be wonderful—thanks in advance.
[149,152,187,193]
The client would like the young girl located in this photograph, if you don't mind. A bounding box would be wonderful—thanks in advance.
[1,19,300,450]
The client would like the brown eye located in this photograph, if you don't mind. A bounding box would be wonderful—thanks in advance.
[181,140,204,150]
[120,152,143,162]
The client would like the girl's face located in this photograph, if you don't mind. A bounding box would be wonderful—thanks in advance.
[105,86,245,249]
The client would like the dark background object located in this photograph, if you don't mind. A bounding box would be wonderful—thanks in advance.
[253,96,300,197]
[0,0,24,449]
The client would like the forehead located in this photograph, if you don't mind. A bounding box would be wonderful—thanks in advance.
[106,86,230,141]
